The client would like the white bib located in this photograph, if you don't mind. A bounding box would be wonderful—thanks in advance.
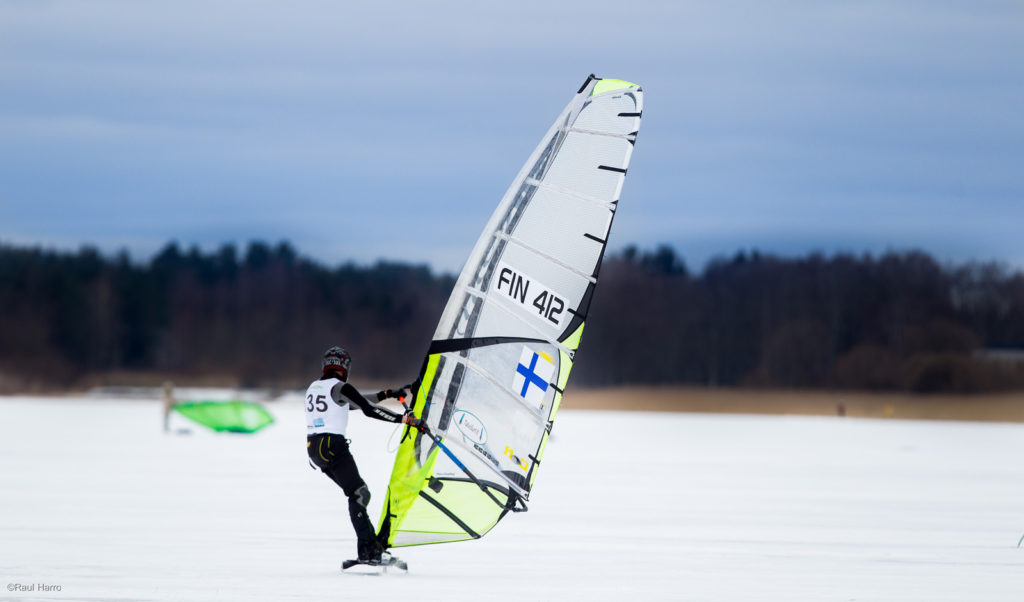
[305,377,348,435]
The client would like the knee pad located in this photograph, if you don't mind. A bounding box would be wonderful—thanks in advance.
[353,484,371,509]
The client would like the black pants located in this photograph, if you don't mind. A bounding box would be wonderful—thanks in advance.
[307,433,377,545]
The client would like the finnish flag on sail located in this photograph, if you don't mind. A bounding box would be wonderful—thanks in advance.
[514,347,555,407]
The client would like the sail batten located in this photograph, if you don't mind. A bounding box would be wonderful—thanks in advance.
[377,75,643,548]
[567,127,637,140]
[526,177,619,210]
[494,231,599,283]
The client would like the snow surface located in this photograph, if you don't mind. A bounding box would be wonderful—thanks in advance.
[2,395,1024,601]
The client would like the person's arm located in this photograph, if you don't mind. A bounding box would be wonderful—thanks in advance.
[336,382,403,423]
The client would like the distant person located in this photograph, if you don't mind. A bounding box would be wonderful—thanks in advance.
[305,346,425,565]
[162,381,176,432]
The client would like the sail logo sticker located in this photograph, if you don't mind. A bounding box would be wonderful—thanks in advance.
[453,410,487,445]
[504,446,529,471]
[514,347,555,407]
[494,262,568,329]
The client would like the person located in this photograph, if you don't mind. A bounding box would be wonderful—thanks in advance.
[305,345,425,565]
[162,381,176,433]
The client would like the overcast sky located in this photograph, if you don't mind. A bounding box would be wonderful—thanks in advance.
[2,1,1022,273]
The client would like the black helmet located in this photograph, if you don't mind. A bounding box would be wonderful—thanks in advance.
[322,346,352,379]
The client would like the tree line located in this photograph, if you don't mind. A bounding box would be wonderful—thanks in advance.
[0,241,451,390]
[1,241,1023,393]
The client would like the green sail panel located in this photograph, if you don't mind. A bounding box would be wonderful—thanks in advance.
[378,75,643,547]
[173,400,274,433]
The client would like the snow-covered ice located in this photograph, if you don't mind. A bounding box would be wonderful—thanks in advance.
[2,395,1024,601]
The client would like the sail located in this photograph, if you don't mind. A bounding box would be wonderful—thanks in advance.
[377,75,643,547]
[173,400,275,433]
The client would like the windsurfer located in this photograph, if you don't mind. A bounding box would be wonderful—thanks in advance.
[305,346,425,564]
[162,381,176,432]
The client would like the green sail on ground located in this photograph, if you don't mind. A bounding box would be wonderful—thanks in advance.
[173,401,274,433]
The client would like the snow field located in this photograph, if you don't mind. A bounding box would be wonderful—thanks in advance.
[1,395,1023,601]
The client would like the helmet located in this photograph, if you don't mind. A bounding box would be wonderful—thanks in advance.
[322,346,352,379]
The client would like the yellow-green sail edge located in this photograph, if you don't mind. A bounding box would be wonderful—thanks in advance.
[376,354,443,547]
[591,78,639,96]
[529,321,584,489]
[376,354,516,547]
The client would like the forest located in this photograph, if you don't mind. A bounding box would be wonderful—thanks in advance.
[2,240,1023,393]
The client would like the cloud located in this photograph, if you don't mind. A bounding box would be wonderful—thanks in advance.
[1,0,1023,272]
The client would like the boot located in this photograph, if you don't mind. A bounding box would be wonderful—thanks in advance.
[357,539,383,565]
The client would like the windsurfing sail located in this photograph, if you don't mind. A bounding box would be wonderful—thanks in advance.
[173,400,275,433]
[377,74,643,547]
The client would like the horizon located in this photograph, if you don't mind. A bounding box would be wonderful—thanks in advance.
[4,235,1022,279]
[2,2,1023,273]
